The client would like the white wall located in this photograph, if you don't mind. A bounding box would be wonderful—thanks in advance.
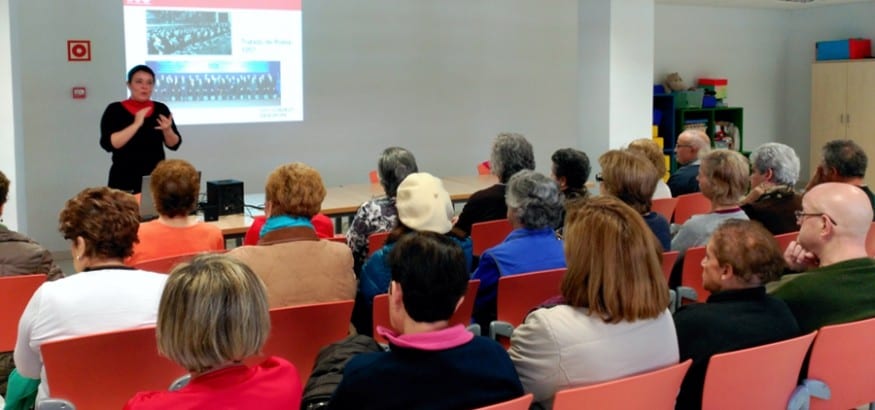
[10,0,579,252]
[655,5,789,154]
[0,0,19,230]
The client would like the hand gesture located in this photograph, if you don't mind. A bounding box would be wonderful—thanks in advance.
[155,114,173,131]
[783,240,819,272]
[133,106,152,126]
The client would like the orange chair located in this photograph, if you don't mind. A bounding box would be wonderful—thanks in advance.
[866,222,875,257]
[0,274,47,351]
[677,246,708,304]
[552,360,692,410]
[475,393,534,410]
[673,192,711,225]
[774,231,798,253]
[40,326,186,410]
[477,161,491,176]
[662,251,680,312]
[803,317,875,410]
[489,268,566,342]
[367,231,390,256]
[372,280,480,345]
[701,331,817,409]
[471,219,513,256]
[369,169,379,184]
[325,235,347,244]
[652,197,680,221]
[256,300,354,385]
[132,251,205,274]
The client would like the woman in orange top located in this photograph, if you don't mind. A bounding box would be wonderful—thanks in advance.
[128,159,224,265]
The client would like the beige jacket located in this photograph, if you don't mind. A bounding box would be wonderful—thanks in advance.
[227,226,356,308]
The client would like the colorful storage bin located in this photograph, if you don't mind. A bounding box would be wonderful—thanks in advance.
[816,38,871,61]
[698,78,728,100]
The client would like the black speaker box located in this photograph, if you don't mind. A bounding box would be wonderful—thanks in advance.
[207,179,244,216]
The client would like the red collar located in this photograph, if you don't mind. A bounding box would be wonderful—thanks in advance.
[121,98,155,116]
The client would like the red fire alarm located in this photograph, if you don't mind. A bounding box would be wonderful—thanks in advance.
[72,86,87,99]
[67,40,91,62]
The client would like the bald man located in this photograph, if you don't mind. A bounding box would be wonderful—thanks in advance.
[667,130,711,197]
[771,182,875,333]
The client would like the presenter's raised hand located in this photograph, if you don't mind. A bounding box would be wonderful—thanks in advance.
[134,106,152,127]
[155,114,173,131]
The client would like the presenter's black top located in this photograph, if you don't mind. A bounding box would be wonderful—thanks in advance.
[100,101,181,193]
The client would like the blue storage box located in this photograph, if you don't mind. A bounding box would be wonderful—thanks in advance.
[653,109,663,125]
[702,95,717,108]
[816,38,871,61]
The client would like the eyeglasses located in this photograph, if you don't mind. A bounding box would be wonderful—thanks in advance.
[794,210,838,226]
[595,173,603,182]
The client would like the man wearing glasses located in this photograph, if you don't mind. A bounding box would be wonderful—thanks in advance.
[771,182,875,333]
[667,129,711,197]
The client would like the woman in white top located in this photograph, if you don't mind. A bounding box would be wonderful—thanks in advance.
[509,196,678,409]
[627,138,672,199]
[12,187,167,403]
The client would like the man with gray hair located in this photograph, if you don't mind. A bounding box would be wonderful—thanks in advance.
[740,143,802,234]
[771,182,875,333]
[806,139,875,220]
[667,129,711,197]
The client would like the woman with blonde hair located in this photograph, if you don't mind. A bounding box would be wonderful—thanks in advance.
[509,196,678,409]
[627,138,672,199]
[125,254,302,409]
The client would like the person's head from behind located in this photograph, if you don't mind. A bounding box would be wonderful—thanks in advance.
[675,130,710,166]
[151,159,199,218]
[702,220,785,293]
[127,65,155,103]
[391,172,454,239]
[387,231,468,330]
[157,254,270,374]
[697,149,749,207]
[59,187,140,272]
[820,139,868,182]
[505,170,562,230]
[562,196,668,323]
[749,143,800,189]
[598,150,660,214]
[627,138,668,180]
[550,148,590,195]
[491,133,535,183]
[796,182,872,259]
[0,170,8,215]
[378,147,418,198]
[265,162,326,219]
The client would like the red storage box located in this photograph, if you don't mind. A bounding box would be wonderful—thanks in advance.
[816,38,871,61]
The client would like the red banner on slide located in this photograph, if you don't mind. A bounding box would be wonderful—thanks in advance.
[123,0,301,10]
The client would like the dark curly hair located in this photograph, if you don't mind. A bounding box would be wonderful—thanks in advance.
[59,187,140,259]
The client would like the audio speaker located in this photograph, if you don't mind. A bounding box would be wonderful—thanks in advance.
[207,179,244,216]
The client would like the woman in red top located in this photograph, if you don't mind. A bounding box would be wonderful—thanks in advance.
[125,254,302,409]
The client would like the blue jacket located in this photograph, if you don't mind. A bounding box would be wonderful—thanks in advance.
[471,228,566,328]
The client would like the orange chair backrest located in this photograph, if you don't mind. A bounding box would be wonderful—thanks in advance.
[681,246,709,303]
[475,393,534,410]
[651,197,680,221]
[41,326,186,409]
[552,360,692,410]
[774,231,798,253]
[257,300,354,385]
[661,251,680,283]
[372,280,480,345]
[674,192,711,225]
[369,170,379,184]
[368,231,390,256]
[702,331,817,409]
[132,251,209,274]
[471,219,513,256]
[0,274,47,351]
[325,235,347,244]
[866,222,875,257]
[477,161,491,176]
[497,268,566,328]
[807,316,875,410]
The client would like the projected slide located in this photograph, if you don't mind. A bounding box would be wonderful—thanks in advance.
[123,0,302,125]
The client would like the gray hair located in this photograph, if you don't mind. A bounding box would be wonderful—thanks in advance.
[491,133,535,183]
[505,170,562,229]
[750,143,800,186]
[378,147,419,197]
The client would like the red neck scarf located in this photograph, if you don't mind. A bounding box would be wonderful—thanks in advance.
[120,98,154,116]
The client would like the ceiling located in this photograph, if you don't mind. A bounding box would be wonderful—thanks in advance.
[656,0,873,9]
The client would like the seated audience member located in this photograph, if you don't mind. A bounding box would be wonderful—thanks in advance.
[455,133,535,235]
[599,150,671,250]
[627,138,672,199]
[243,213,334,245]
[667,130,711,197]
[740,143,802,235]
[510,196,678,409]
[472,170,566,329]
[673,220,799,410]
[128,159,224,265]
[12,187,167,403]
[125,254,302,409]
[228,163,355,308]
[346,147,418,272]
[357,173,472,333]
[671,149,749,254]
[806,139,875,219]
[771,182,875,333]
[329,232,524,410]
[551,148,591,234]
[0,171,63,397]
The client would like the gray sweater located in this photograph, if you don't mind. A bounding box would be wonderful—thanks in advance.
[671,209,749,254]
